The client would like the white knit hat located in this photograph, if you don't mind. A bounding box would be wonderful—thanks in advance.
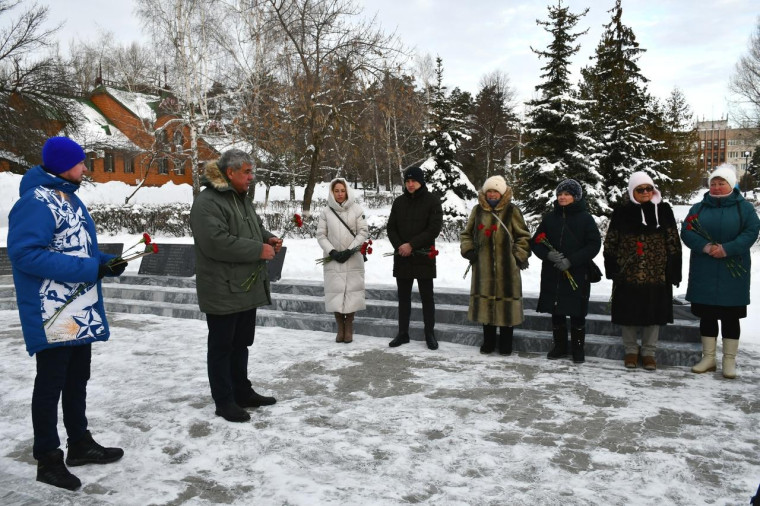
[708,164,737,189]
[627,171,661,228]
[482,175,507,195]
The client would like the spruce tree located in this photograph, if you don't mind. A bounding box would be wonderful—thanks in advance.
[517,0,601,216]
[422,57,476,221]
[579,0,667,210]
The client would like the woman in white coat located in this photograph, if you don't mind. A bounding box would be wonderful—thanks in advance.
[316,178,369,343]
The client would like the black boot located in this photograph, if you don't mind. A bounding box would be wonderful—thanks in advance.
[425,330,438,350]
[498,326,513,356]
[547,324,568,360]
[37,449,81,491]
[389,332,410,347]
[480,325,496,354]
[238,389,277,408]
[214,403,251,422]
[571,327,586,364]
[65,431,124,467]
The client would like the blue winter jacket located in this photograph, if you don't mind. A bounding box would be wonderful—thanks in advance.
[8,166,114,356]
[681,189,760,307]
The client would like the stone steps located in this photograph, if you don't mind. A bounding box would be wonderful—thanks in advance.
[0,274,702,367]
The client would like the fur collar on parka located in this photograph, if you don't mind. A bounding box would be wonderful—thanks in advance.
[200,160,235,192]
[477,185,513,212]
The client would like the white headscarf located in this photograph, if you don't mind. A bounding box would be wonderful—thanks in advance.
[627,171,661,228]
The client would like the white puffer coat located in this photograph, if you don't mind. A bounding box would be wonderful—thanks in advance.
[316,179,369,313]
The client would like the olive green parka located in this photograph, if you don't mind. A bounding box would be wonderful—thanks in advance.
[189,161,274,315]
[460,189,532,326]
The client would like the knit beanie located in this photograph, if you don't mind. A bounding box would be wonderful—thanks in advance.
[403,165,426,186]
[708,164,737,189]
[627,171,662,228]
[482,175,508,195]
[41,137,86,175]
[555,179,583,201]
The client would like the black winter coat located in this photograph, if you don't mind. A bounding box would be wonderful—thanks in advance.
[531,200,601,318]
[387,185,443,279]
[603,200,682,326]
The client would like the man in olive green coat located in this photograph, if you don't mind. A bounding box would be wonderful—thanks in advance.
[189,149,282,422]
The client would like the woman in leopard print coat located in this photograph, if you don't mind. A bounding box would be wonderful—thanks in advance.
[603,172,682,371]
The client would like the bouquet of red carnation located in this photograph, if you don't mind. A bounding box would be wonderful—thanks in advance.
[43,233,160,329]
[317,239,373,264]
[293,214,303,228]
[383,244,439,259]
[534,232,577,290]
[685,214,746,277]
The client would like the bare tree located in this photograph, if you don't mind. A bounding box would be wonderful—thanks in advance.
[266,0,403,213]
[0,0,76,165]
[730,16,760,127]
[136,0,224,195]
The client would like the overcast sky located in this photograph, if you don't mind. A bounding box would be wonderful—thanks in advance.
[42,0,759,123]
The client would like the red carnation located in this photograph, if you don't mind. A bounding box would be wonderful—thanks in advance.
[152,243,159,254]
[478,223,485,230]
[636,241,644,256]
[143,232,152,245]
[484,229,492,237]
[535,232,547,244]
[491,224,498,231]
[367,247,373,254]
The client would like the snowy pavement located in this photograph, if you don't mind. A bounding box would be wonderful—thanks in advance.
[1,310,759,505]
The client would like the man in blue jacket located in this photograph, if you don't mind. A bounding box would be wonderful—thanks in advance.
[8,137,125,491]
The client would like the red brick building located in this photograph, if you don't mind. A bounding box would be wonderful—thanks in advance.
[0,84,244,186]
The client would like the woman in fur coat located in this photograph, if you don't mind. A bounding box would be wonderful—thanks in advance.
[460,176,531,355]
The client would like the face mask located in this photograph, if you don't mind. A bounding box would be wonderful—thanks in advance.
[486,198,500,208]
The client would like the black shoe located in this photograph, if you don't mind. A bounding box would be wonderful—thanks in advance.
[480,325,496,354]
[389,333,410,347]
[214,403,251,422]
[37,449,81,491]
[237,390,277,408]
[498,327,513,356]
[65,431,124,467]
[547,324,568,360]
[571,327,586,364]
[425,331,438,350]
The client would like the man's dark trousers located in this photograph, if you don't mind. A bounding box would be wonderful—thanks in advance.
[32,344,91,458]
[206,308,257,407]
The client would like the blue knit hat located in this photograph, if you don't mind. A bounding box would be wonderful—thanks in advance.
[404,165,426,186]
[41,137,86,175]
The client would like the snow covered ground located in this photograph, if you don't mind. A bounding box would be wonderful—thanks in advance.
[1,175,759,504]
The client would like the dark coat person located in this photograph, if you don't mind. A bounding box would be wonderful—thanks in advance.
[386,165,443,350]
[603,171,682,371]
[682,165,760,379]
[532,179,601,363]
[190,149,281,422]
[460,176,531,355]
[7,137,124,491]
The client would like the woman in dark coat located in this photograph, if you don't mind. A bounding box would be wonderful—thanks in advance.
[386,165,443,350]
[460,175,531,355]
[682,165,760,379]
[603,171,682,371]
[531,179,601,363]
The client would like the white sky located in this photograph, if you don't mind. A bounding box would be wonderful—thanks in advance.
[39,0,760,123]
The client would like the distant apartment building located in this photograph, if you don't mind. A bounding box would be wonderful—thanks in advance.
[696,119,759,176]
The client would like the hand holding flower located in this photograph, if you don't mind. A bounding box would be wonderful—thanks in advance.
[398,243,413,257]
[260,243,275,260]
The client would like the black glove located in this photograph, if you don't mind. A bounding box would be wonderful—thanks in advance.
[329,249,340,261]
[335,249,354,263]
[463,249,477,262]
[546,250,564,264]
[98,258,126,279]
[554,258,571,272]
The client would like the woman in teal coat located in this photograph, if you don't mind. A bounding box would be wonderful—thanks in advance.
[682,165,760,378]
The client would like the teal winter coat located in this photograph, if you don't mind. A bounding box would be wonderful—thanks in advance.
[681,189,760,307]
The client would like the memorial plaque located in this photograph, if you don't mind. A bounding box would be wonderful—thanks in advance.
[267,247,287,283]
[138,243,196,277]
[0,247,11,275]
[99,243,124,257]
